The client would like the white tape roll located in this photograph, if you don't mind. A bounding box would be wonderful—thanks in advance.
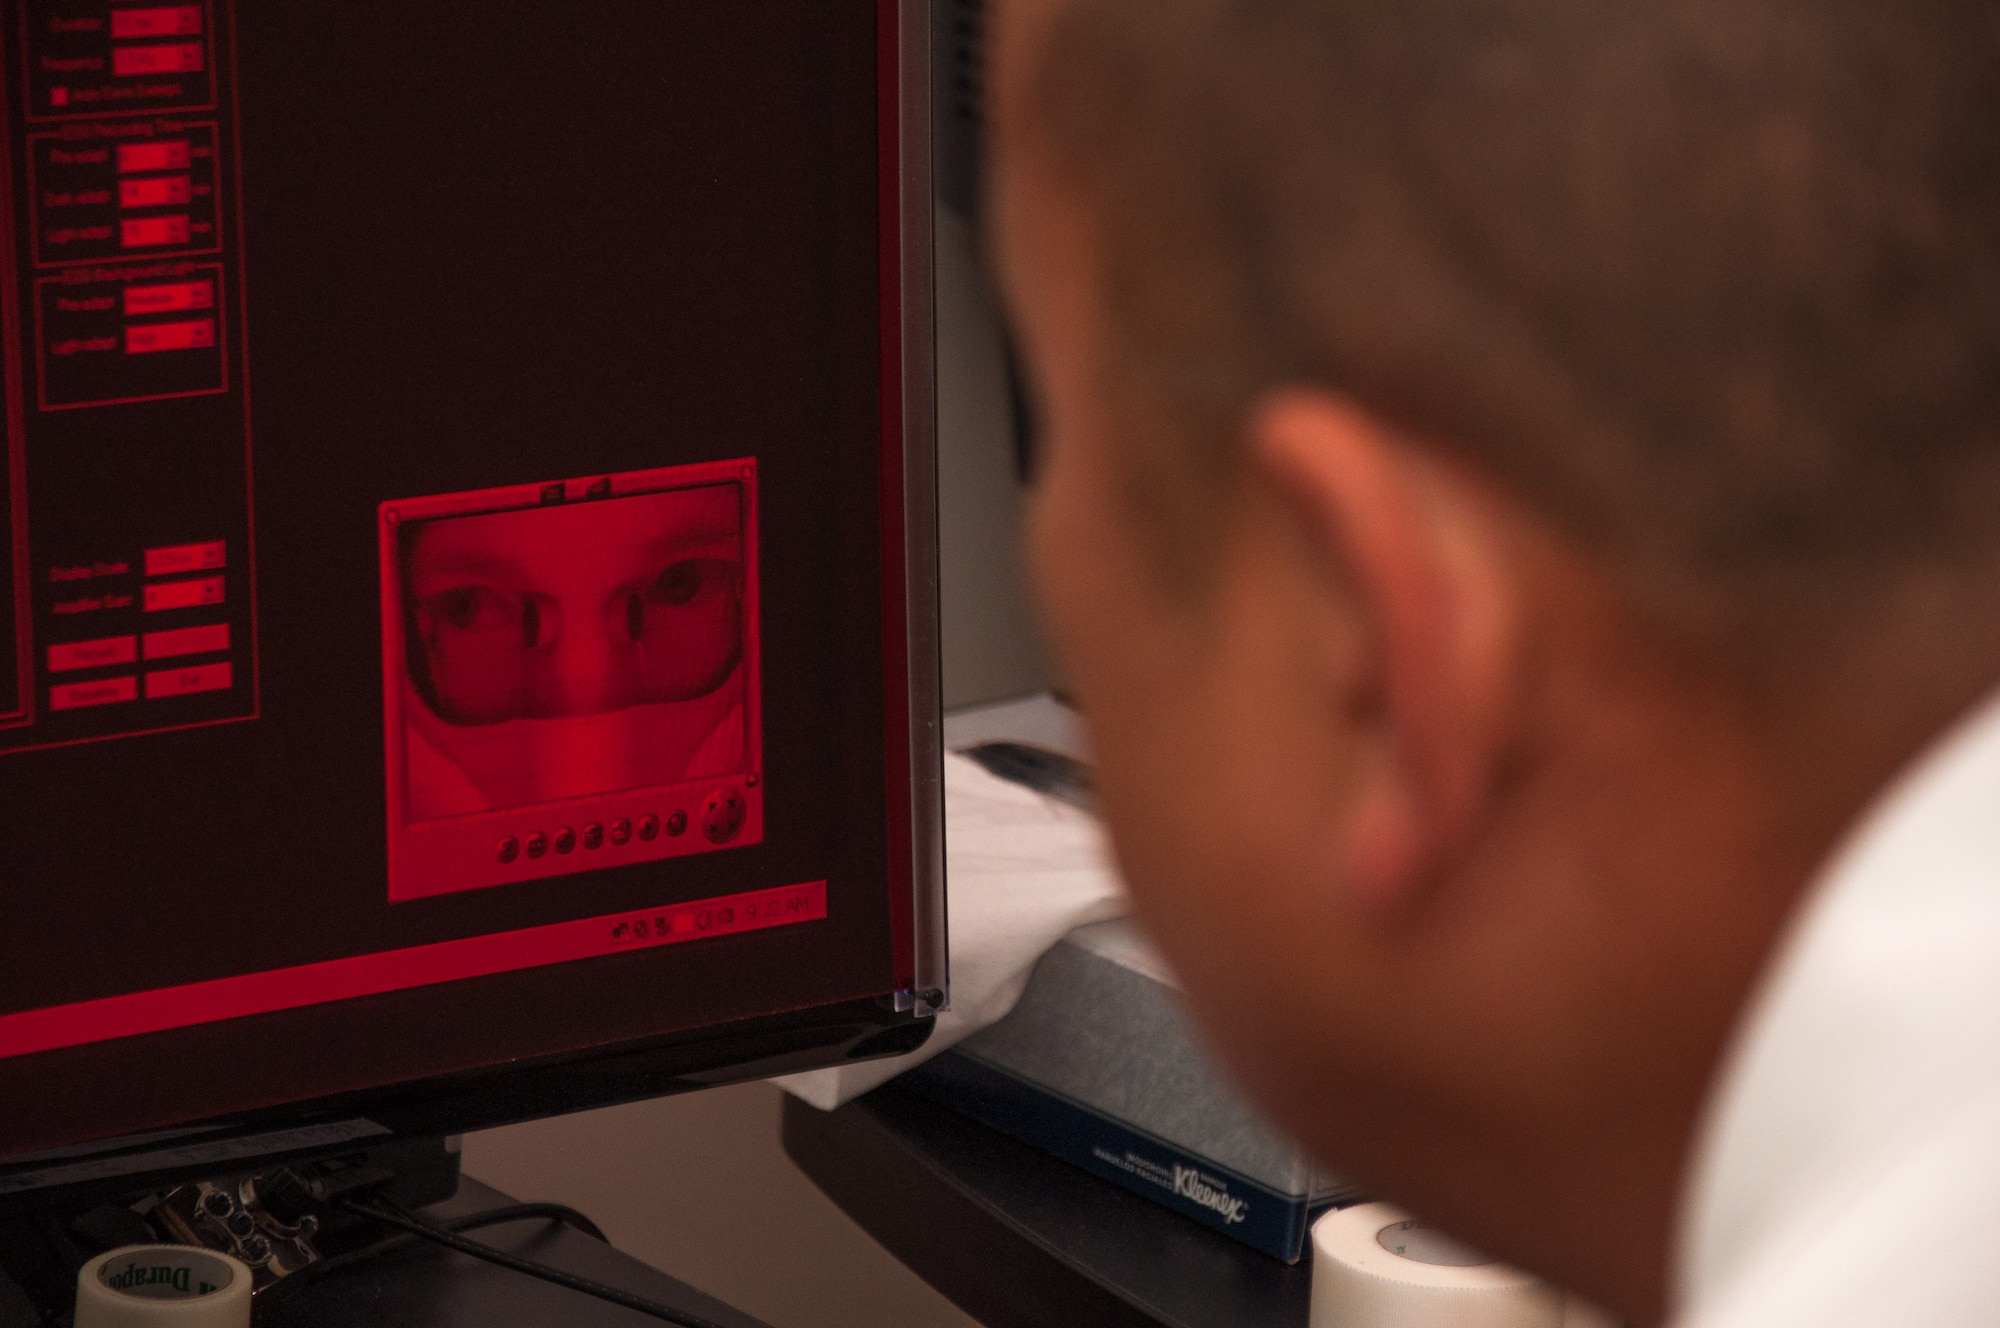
[74,1246,251,1328]
[1310,1204,1564,1328]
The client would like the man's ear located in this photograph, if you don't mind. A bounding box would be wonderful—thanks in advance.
[1248,389,1520,913]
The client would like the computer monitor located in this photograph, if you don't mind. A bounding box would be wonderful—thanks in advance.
[0,0,944,1197]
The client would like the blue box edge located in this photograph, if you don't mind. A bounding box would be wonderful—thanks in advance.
[902,1049,1335,1262]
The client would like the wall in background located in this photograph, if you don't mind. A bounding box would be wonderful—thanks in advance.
[935,202,1055,710]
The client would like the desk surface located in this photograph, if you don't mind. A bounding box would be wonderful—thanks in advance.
[783,1085,1312,1328]
[267,1177,769,1328]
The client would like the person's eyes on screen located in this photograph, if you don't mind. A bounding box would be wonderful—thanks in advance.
[416,583,542,725]
[649,559,707,609]
[631,557,744,701]
[643,557,735,612]
[413,557,744,724]
[619,558,740,646]
[429,585,540,648]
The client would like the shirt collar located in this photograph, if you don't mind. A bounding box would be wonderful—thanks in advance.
[1675,684,2000,1313]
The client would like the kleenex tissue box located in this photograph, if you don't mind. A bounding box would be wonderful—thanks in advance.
[903,917,1358,1261]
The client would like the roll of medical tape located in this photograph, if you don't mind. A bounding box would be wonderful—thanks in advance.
[1310,1203,1564,1328]
[74,1246,251,1328]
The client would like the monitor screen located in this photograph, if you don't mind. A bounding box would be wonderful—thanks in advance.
[0,0,942,1170]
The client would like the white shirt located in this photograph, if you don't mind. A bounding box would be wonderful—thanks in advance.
[1674,688,2000,1326]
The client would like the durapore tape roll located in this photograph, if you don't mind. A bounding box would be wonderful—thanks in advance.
[75,1246,251,1328]
[1311,1204,1563,1328]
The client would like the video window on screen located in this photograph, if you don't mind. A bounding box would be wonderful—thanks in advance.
[381,464,763,901]
[398,484,747,815]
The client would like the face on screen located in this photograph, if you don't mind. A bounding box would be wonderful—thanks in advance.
[396,483,750,821]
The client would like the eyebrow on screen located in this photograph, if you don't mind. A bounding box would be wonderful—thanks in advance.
[409,535,741,588]
[407,550,533,586]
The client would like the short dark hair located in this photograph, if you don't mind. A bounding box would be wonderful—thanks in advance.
[1029,0,2000,646]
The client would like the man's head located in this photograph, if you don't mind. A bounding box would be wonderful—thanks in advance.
[990,0,2000,1318]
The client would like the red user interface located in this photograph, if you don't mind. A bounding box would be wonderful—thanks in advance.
[1,0,251,753]
[381,463,764,901]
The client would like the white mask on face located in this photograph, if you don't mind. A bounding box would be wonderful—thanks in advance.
[403,671,745,821]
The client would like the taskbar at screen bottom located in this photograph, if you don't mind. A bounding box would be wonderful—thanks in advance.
[0,880,828,1062]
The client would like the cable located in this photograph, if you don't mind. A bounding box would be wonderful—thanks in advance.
[336,1198,736,1328]
[458,1201,609,1244]
[253,1201,610,1320]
